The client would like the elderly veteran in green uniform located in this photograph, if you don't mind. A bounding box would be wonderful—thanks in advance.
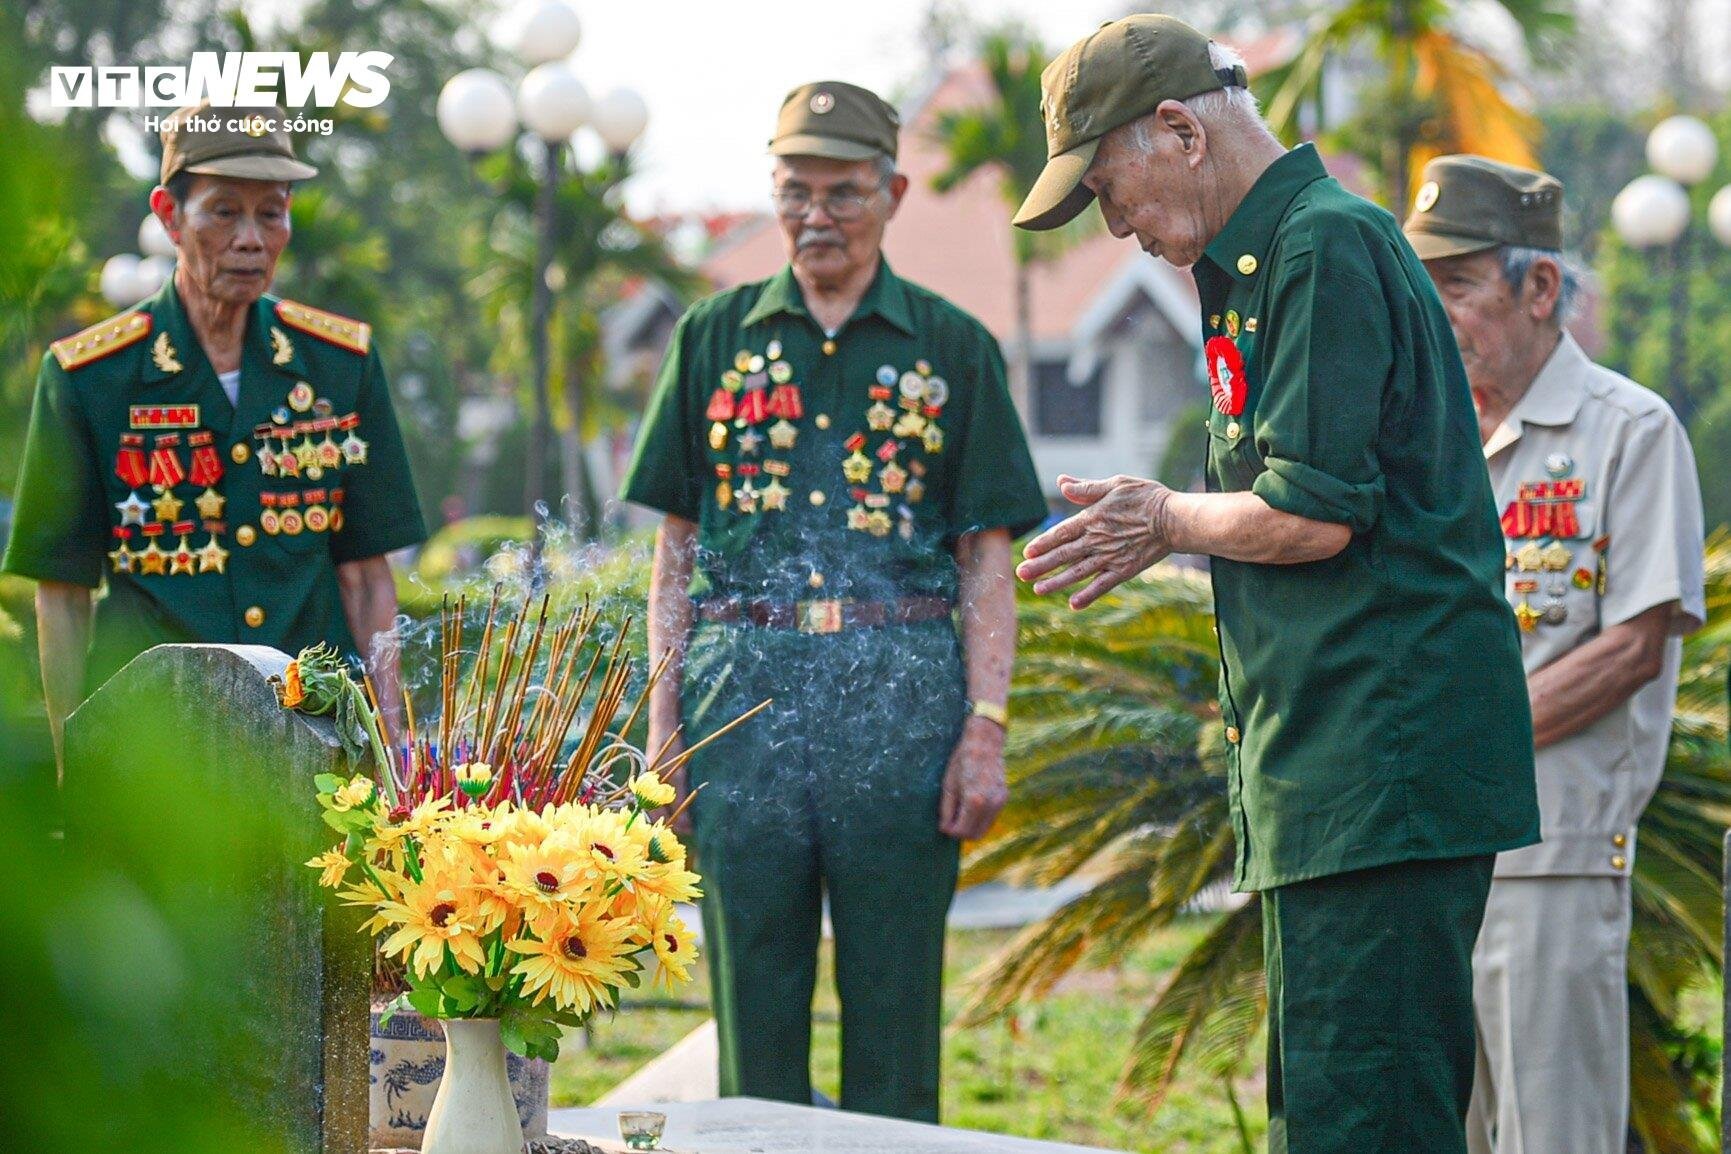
[621,80,1044,1121]
[1011,16,1539,1153]
[1404,155,1706,1154]
[3,104,426,774]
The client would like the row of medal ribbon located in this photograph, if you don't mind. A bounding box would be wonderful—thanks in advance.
[841,362,947,537]
[250,413,369,480]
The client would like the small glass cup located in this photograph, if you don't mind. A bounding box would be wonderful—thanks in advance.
[617,1110,667,1151]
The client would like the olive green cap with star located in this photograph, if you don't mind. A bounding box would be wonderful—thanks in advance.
[1015,14,1246,231]
[1402,154,1564,261]
[159,100,318,185]
[770,81,900,163]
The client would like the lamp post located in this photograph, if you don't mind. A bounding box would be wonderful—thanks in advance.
[436,1,647,535]
[1611,114,1729,426]
[99,215,177,307]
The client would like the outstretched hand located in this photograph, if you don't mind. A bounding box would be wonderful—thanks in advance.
[1015,475,1174,609]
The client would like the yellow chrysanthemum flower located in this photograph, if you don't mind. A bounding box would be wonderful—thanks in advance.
[508,906,640,1014]
[454,761,494,799]
[572,808,650,889]
[306,848,353,889]
[629,774,676,810]
[330,775,377,812]
[497,832,598,922]
[376,871,489,978]
[639,899,698,991]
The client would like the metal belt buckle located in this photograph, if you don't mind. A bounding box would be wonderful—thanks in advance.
[796,598,845,634]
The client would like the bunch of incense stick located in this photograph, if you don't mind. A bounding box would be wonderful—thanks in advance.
[379,587,769,814]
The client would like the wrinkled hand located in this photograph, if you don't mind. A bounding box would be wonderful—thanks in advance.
[1016,475,1174,609]
[940,716,1008,842]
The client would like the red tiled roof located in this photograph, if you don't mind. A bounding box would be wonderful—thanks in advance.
[701,64,1197,342]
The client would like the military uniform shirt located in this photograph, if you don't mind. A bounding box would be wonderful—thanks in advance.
[1484,333,1705,878]
[621,259,1046,601]
[3,280,427,690]
[1193,144,1540,891]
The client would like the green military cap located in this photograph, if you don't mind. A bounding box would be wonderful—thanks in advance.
[1015,15,1246,231]
[770,81,900,163]
[1403,155,1563,260]
[159,100,318,185]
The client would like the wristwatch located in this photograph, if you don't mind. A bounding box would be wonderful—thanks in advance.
[966,698,1009,730]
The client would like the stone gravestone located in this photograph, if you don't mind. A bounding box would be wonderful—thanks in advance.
[65,643,369,1154]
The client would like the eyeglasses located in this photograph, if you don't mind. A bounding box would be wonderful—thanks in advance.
[770,183,886,222]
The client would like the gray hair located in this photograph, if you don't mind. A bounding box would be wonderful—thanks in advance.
[1500,245,1584,326]
[1128,41,1280,152]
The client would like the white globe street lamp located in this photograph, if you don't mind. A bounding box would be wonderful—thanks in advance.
[1646,115,1719,187]
[439,3,649,539]
[437,68,518,154]
[590,88,649,156]
[1611,116,1729,427]
[139,214,176,258]
[135,255,173,295]
[1611,174,1692,249]
[509,0,582,65]
[1710,185,1731,250]
[517,62,591,142]
[100,254,143,306]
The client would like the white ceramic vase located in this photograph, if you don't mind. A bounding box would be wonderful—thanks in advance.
[421,1018,526,1154]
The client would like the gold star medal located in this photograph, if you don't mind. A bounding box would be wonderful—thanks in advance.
[866,401,895,431]
[879,462,907,493]
[768,419,798,450]
[1514,600,1541,632]
[846,504,870,531]
[169,534,197,575]
[865,509,892,537]
[342,433,369,465]
[137,535,168,575]
[151,488,185,522]
[195,488,226,520]
[922,424,944,454]
[843,450,873,483]
[761,477,790,510]
[893,411,926,438]
[197,537,229,574]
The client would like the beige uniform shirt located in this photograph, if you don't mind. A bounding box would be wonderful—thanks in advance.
[1485,334,1705,878]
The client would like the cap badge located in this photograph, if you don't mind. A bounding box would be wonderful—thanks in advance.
[1415,181,1440,212]
[810,92,835,114]
[245,114,270,138]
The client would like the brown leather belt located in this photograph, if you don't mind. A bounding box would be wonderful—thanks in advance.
[696,596,954,634]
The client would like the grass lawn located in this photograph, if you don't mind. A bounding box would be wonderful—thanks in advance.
[551,913,1265,1153]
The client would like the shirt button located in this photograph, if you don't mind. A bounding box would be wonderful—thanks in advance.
[1225,725,1241,744]
[235,525,257,546]
[244,606,265,628]
[1611,855,1627,871]
[815,413,831,429]
[1612,833,1627,848]
[1226,421,1241,438]
[809,490,826,506]
[231,442,251,464]
[822,340,837,355]
[808,571,825,588]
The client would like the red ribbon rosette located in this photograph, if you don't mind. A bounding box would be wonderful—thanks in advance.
[705,388,736,422]
[1205,336,1246,417]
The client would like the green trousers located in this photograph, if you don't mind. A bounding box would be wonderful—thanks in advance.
[681,618,966,1122]
[1263,854,1495,1154]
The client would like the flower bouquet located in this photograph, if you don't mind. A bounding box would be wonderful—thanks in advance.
[289,592,763,1154]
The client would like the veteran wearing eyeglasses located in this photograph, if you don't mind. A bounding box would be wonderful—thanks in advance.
[620,80,1045,1121]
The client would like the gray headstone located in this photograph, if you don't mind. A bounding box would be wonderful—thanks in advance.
[65,643,369,1154]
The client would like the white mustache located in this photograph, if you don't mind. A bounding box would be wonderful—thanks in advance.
[797,229,845,250]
